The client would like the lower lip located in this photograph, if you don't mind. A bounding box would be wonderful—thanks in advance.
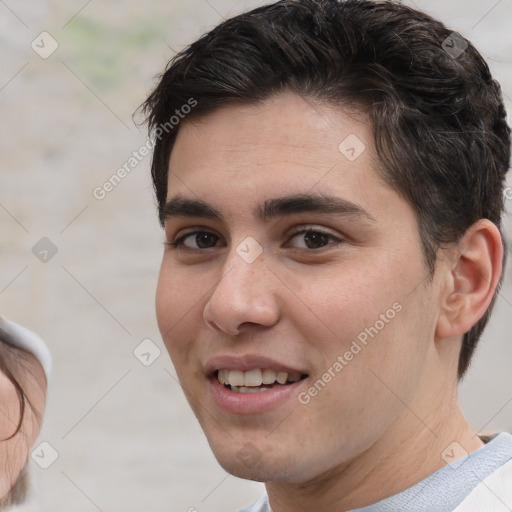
[209,377,306,414]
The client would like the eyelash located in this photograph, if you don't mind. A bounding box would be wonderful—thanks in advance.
[166,228,343,250]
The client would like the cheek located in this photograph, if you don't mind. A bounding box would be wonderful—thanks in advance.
[315,284,433,422]
[292,266,383,343]
[297,258,429,389]
[157,261,198,328]
[155,263,207,368]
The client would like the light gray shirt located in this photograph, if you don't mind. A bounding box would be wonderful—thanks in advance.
[239,432,512,512]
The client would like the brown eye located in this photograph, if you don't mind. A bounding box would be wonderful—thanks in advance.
[303,231,331,249]
[170,231,221,249]
[194,232,219,248]
[288,228,341,249]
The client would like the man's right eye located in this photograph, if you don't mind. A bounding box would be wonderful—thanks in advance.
[168,230,222,249]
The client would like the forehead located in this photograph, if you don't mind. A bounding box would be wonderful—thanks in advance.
[171,93,371,167]
[166,92,399,221]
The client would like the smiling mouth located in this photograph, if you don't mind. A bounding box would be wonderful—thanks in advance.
[216,368,308,393]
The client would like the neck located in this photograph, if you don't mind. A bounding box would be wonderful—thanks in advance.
[264,389,482,512]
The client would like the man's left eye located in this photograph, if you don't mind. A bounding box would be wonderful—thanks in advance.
[288,229,342,249]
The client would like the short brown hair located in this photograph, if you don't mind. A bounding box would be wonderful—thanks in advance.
[141,0,511,377]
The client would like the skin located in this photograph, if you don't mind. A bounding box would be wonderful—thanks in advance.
[0,350,47,506]
[156,92,503,511]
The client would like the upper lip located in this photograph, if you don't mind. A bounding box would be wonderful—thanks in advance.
[204,354,308,377]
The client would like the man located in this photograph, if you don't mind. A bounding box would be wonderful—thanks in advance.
[141,1,511,510]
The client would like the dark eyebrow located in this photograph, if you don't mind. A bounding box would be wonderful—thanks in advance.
[162,193,376,223]
[162,195,222,221]
[255,193,376,222]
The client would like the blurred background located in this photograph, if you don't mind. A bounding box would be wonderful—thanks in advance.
[0,0,510,510]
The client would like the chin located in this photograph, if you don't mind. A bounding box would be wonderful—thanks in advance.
[209,439,303,483]
[217,455,295,482]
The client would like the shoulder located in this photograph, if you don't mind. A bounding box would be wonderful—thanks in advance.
[453,457,512,511]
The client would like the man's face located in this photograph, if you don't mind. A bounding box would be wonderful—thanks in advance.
[156,93,442,483]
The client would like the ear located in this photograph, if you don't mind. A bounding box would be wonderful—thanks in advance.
[436,219,504,339]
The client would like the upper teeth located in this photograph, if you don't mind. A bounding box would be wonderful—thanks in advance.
[217,369,302,387]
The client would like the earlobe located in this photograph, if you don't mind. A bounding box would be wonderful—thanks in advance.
[435,219,503,340]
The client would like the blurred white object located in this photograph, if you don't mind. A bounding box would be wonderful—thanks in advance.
[0,316,52,380]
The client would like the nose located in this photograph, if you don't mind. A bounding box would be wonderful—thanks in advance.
[202,247,281,336]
